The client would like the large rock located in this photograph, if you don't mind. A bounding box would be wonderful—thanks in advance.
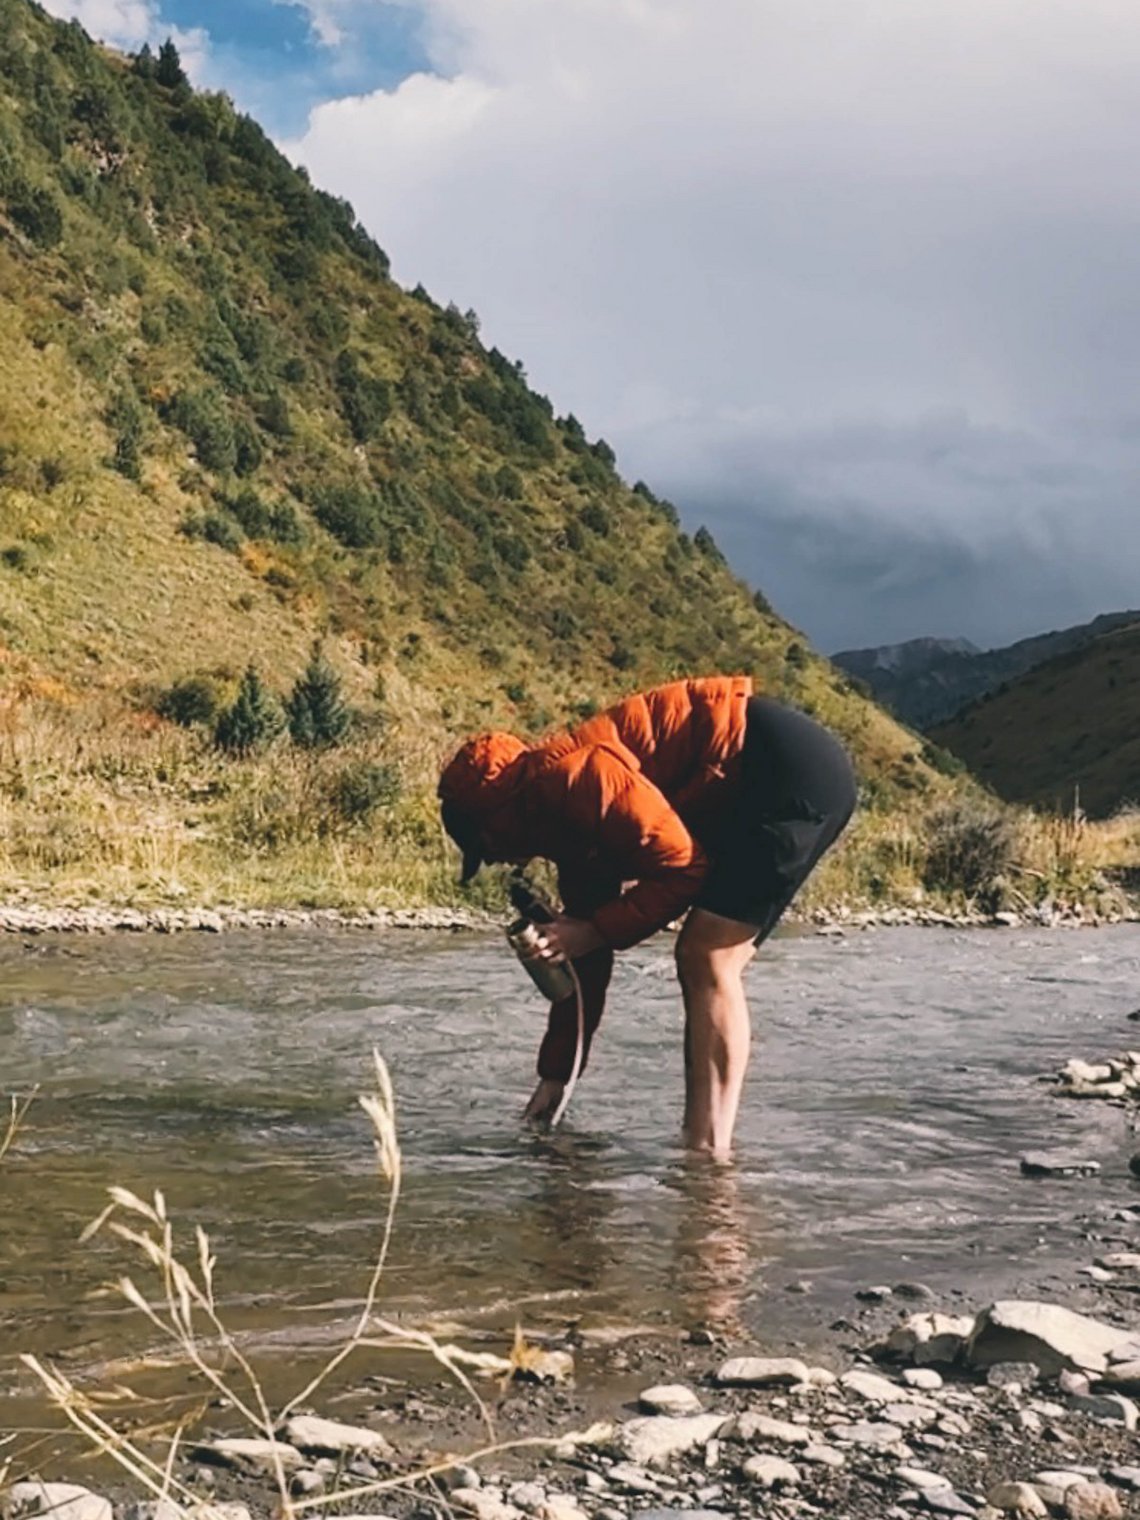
[986,1482,1047,1516]
[1064,1486,1124,1520]
[2,1485,111,1520]
[279,1415,394,1457]
[617,1414,725,1467]
[967,1302,1137,1376]
[714,1356,809,1387]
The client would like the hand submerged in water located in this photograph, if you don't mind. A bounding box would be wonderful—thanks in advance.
[523,1077,566,1125]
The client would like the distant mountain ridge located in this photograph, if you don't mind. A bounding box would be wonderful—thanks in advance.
[932,619,1140,818]
[833,613,1140,730]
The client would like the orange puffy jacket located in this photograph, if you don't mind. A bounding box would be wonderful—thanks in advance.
[438,676,753,1080]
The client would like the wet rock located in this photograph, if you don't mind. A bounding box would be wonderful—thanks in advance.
[189,1438,304,1476]
[637,1384,703,1417]
[714,1355,810,1387]
[617,1413,724,1466]
[887,1312,975,1366]
[280,1415,393,1457]
[904,1368,945,1391]
[966,1301,1137,1376]
[831,1420,906,1449]
[450,1489,521,1520]
[986,1483,1047,1516]
[2,1484,112,1520]
[1066,1391,1137,1427]
[721,1411,813,1445]
[740,1454,800,1489]
[1020,1153,1101,1179]
[1064,1485,1124,1520]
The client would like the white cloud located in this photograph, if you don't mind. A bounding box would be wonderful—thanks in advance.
[282,0,1140,645]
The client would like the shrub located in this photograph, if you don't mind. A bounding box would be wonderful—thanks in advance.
[8,184,63,248]
[580,501,609,536]
[213,665,283,755]
[694,525,725,562]
[311,484,382,548]
[181,511,242,552]
[156,675,222,726]
[107,385,145,479]
[286,642,350,749]
[921,740,968,778]
[922,801,1020,900]
[334,349,391,442]
[40,456,66,490]
[169,387,236,473]
[326,759,401,826]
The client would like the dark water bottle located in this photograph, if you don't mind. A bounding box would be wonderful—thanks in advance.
[506,872,574,1001]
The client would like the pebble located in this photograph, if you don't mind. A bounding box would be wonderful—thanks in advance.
[897,1467,953,1491]
[986,1482,1047,1516]
[903,1369,945,1391]
[721,1412,813,1445]
[637,1385,703,1417]
[714,1356,810,1387]
[605,1464,660,1494]
[507,1482,546,1512]
[740,1455,800,1489]
[830,1420,905,1449]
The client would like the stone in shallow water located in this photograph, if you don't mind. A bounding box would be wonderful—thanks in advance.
[280,1415,394,1457]
[1019,1152,1101,1178]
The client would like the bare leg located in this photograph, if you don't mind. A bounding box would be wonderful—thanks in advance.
[676,909,758,1158]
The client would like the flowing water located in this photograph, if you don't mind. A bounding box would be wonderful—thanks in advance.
[2,923,1140,1431]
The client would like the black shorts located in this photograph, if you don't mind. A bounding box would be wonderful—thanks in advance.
[694,696,857,942]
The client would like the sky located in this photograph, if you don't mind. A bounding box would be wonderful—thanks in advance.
[38,0,1140,653]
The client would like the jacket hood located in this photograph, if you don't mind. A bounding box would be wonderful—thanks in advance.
[437,731,529,817]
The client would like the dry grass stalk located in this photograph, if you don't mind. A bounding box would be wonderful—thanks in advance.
[17,1049,541,1519]
[0,1085,39,1166]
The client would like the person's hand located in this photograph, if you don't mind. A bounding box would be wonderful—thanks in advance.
[523,1077,565,1124]
[539,914,605,962]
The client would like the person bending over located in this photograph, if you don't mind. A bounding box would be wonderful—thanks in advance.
[438,676,856,1157]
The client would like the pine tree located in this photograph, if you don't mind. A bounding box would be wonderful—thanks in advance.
[132,43,156,80]
[287,642,350,749]
[155,39,186,89]
[214,665,282,755]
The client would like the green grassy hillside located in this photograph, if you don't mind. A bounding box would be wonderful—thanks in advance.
[934,620,1140,819]
[1,0,1108,916]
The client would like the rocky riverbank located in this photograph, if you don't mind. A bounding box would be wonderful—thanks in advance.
[8,1290,1140,1520]
[0,896,1134,936]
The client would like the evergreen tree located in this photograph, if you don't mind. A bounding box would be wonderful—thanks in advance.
[132,43,156,80]
[213,665,282,755]
[287,642,350,749]
[155,39,186,89]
